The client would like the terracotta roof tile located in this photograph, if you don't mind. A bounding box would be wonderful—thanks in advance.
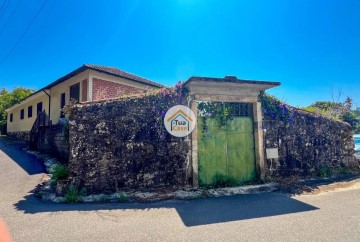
[84,64,163,88]
[5,64,163,111]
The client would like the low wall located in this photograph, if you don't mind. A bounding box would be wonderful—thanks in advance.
[7,131,30,141]
[261,94,357,178]
[31,124,70,162]
[0,124,6,135]
[66,90,358,193]
[67,88,192,194]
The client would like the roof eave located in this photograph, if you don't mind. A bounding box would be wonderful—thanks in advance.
[86,66,164,88]
[5,91,46,112]
[185,76,281,88]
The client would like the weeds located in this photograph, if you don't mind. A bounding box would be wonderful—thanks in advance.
[51,164,69,182]
[64,186,82,203]
[317,166,333,177]
[336,167,352,175]
[98,195,109,203]
[117,192,128,203]
[79,188,88,196]
[212,173,238,188]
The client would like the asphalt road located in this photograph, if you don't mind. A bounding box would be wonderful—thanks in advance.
[1,137,360,242]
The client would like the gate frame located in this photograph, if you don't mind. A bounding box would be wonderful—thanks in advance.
[184,77,280,188]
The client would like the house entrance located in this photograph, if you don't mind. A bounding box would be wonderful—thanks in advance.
[197,102,256,186]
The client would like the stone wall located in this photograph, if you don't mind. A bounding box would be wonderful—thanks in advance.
[0,124,6,135]
[261,94,357,178]
[30,124,70,162]
[66,89,358,193]
[68,88,191,194]
[7,131,31,141]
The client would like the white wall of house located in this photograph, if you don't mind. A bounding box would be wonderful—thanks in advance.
[6,69,159,133]
[49,70,90,122]
[6,93,49,133]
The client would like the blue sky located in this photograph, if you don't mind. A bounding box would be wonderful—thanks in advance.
[0,0,359,107]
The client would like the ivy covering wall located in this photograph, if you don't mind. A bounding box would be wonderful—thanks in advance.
[260,93,358,178]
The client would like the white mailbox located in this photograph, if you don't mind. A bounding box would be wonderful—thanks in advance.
[266,148,279,159]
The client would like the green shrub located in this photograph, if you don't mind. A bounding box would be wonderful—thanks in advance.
[51,164,69,182]
[98,194,109,203]
[199,178,211,189]
[79,188,88,196]
[336,167,352,175]
[317,166,333,177]
[302,106,328,115]
[64,186,81,203]
[212,173,238,188]
[117,192,129,203]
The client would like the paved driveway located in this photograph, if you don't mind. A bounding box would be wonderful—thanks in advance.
[1,137,360,242]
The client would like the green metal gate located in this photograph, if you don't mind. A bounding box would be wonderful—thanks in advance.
[197,102,256,186]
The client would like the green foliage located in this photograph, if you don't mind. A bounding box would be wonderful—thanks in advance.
[261,92,360,131]
[341,112,359,130]
[199,177,211,189]
[118,81,188,103]
[200,173,239,188]
[117,192,129,203]
[51,164,69,182]
[259,92,294,123]
[197,102,254,133]
[98,194,110,203]
[64,186,82,203]
[308,101,339,112]
[305,97,360,131]
[79,188,88,196]
[198,102,227,126]
[317,166,353,177]
[0,87,34,128]
[353,107,360,117]
[343,108,360,133]
[336,167,352,175]
[212,173,238,188]
[317,166,333,177]
[302,106,328,116]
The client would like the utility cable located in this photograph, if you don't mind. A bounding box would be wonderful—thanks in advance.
[0,0,48,64]
[0,0,22,36]
[0,0,8,14]
[0,0,9,19]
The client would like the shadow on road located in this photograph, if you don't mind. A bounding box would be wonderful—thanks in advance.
[14,191,318,227]
[0,136,45,175]
[3,137,318,227]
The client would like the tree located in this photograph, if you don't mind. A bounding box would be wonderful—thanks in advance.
[307,97,352,119]
[353,107,360,117]
[0,87,35,134]
[305,97,359,132]
[341,112,359,130]
[350,107,360,133]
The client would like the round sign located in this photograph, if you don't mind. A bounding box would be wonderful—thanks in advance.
[164,105,197,137]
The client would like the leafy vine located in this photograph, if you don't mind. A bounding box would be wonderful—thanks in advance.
[259,92,295,123]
